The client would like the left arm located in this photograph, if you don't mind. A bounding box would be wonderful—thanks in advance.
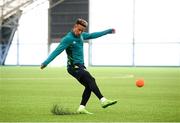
[82,29,115,40]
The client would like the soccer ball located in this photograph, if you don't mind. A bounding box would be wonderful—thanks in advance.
[136,79,144,87]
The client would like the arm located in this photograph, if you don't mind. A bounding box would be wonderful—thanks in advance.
[82,29,115,40]
[41,37,72,69]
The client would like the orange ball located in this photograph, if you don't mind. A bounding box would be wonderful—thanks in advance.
[136,79,144,87]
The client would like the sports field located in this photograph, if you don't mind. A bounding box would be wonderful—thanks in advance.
[0,66,180,122]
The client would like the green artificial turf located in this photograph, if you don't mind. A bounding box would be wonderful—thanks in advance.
[0,66,180,122]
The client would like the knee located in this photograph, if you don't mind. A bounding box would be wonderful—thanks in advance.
[91,77,96,82]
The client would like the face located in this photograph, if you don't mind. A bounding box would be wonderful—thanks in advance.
[72,24,86,37]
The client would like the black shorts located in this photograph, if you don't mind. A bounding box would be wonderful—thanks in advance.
[67,64,103,99]
[67,64,90,81]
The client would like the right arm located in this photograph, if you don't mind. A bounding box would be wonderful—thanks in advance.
[41,37,72,69]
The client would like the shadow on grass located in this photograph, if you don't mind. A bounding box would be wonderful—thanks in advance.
[51,104,79,115]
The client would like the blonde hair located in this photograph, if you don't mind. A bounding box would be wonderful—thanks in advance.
[76,18,88,27]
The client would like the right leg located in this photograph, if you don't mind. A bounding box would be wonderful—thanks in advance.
[80,86,91,106]
[67,66,93,114]
[67,65,117,113]
[80,70,117,109]
[68,65,103,104]
[67,66,92,106]
[79,71,103,100]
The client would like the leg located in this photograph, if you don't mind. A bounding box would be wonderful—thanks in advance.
[77,77,93,114]
[80,70,117,109]
[80,71,103,100]
[68,66,103,102]
[67,65,117,112]
[67,66,92,106]
[80,87,91,106]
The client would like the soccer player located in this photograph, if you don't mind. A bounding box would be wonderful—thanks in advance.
[41,18,117,114]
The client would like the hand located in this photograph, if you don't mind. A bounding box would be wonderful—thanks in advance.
[40,64,46,69]
[111,29,115,34]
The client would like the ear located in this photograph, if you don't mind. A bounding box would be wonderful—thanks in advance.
[74,24,78,28]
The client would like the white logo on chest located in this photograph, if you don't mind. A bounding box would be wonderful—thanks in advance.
[73,41,76,44]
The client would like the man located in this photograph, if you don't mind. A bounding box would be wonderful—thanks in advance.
[41,18,117,114]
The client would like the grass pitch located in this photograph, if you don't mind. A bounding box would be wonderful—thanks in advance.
[0,66,180,122]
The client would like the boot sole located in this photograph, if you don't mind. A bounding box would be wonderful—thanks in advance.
[102,100,117,108]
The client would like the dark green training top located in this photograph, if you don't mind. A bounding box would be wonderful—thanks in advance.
[42,29,113,67]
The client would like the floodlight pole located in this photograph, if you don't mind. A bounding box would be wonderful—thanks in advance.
[48,0,64,55]
[132,0,136,67]
[16,27,19,65]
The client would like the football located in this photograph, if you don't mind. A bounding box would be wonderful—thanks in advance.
[136,79,144,87]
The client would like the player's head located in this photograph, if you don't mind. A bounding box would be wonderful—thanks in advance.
[73,18,88,37]
[76,18,88,27]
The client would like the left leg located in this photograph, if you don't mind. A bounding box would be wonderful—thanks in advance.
[79,69,117,109]
[68,65,103,105]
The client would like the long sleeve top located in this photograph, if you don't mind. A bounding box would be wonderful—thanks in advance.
[42,29,113,67]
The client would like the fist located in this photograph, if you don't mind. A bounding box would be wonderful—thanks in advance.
[40,64,46,69]
[112,29,115,33]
